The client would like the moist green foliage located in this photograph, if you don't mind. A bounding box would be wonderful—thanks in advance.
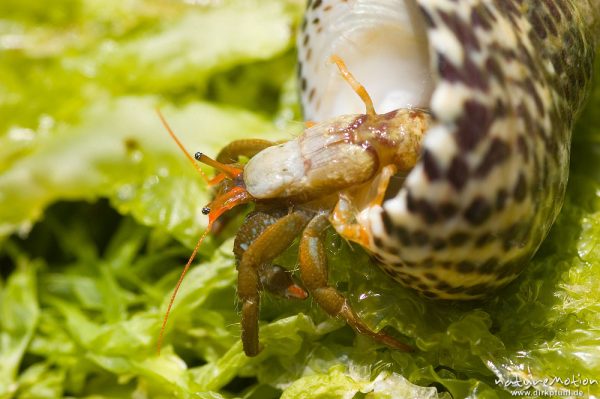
[0,1,599,398]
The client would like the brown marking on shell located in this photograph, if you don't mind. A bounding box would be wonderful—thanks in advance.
[298,0,598,299]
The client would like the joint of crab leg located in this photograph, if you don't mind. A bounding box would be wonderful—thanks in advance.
[237,212,311,356]
[299,214,413,352]
[194,152,243,179]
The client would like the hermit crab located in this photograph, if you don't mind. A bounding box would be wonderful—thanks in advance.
[158,56,427,356]
[158,0,598,357]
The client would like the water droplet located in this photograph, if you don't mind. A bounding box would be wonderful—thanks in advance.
[8,127,35,142]
[117,184,135,201]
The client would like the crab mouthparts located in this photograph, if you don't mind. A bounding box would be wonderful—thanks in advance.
[204,185,254,227]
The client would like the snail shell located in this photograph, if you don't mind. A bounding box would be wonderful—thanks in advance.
[298,0,599,299]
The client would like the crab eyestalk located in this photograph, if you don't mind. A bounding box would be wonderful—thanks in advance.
[191,151,254,224]
[194,151,243,179]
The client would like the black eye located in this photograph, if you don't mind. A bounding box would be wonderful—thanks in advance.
[194,152,203,161]
[202,207,211,215]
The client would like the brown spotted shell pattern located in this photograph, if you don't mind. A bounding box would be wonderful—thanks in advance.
[298,0,599,299]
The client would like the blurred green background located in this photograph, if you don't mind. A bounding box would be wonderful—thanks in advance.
[0,1,599,398]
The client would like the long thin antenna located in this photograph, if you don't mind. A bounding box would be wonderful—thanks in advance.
[156,225,210,355]
[156,108,211,184]
[330,55,377,116]
[157,227,210,354]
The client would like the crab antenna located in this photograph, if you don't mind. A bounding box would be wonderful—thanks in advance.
[157,227,211,355]
[194,152,243,179]
[330,55,377,117]
[156,108,211,184]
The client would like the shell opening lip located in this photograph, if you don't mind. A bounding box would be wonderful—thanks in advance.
[299,0,433,120]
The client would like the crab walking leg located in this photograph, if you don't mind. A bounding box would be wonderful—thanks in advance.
[370,164,398,207]
[330,195,369,247]
[216,139,275,164]
[331,164,398,247]
[299,214,412,351]
[235,211,308,300]
[237,211,311,356]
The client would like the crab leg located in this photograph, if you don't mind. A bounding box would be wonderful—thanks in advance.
[299,214,412,351]
[237,211,311,356]
[331,164,398,247]
[216,139,275,164]
[234,211,308,300]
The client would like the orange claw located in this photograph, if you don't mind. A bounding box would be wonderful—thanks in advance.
[286,284,309,300]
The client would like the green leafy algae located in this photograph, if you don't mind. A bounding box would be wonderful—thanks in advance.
[0,1,598,398]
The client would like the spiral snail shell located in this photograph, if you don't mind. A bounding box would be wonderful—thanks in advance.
[297,0,599,299]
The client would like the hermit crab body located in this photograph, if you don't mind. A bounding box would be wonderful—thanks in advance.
[244,110,427,203]
[184,57,430,356]
[158,58,428,356]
